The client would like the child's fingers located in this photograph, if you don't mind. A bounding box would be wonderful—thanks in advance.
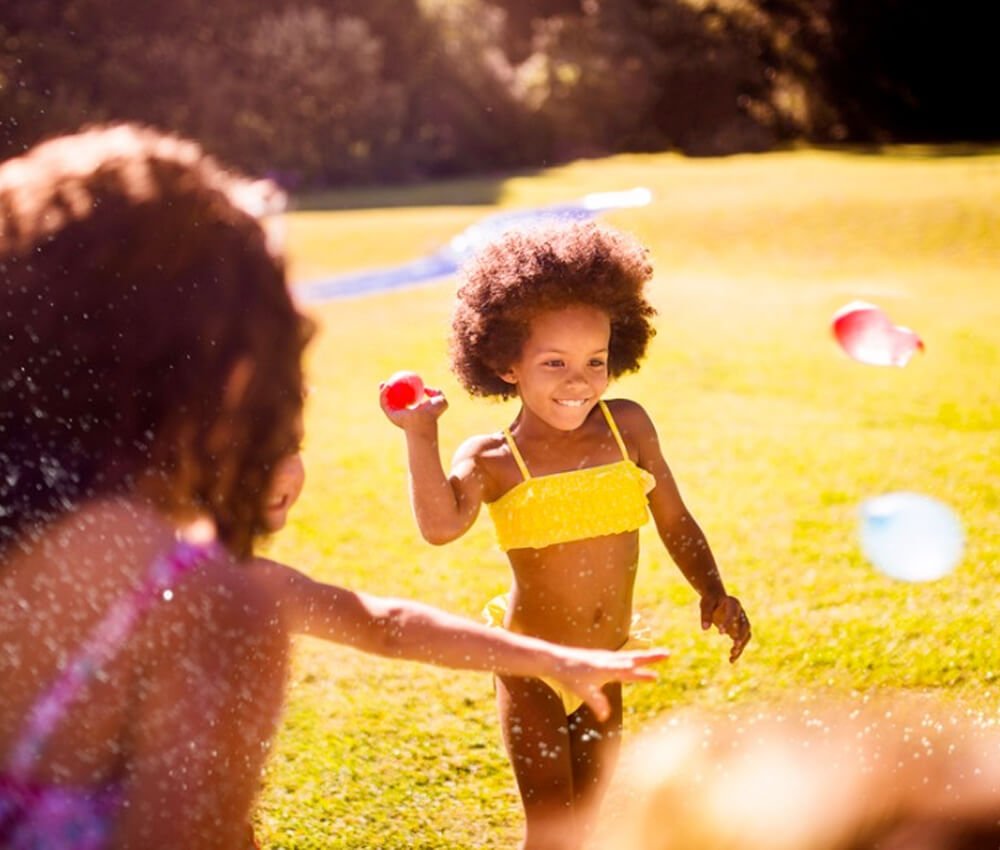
[561,648,668,715]
[726,604,749,635]
[702,594,737,631]
[414,393,448,418]
[625,649,671,667]
[608,649,670,682]
[730,632,750,662]
[711,597,745,632]
[722,605,751,662]
[701,596,752,662]
[619,668,659,682]
[582,686,611,722]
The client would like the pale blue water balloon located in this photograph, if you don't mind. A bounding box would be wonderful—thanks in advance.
[859,492,964,582]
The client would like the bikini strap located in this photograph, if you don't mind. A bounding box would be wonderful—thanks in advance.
[599,400,630,461]
[5,539,221,780]
[502,428,531,480]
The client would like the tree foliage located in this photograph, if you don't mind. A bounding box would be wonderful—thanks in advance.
[0,0,993,186]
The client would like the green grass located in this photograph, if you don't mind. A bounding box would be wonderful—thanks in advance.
[256,148,1000,848]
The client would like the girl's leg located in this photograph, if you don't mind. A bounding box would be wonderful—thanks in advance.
[496,674,583,850]
[567,683,623,843]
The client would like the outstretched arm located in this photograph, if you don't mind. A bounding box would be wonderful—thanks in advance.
[251,559,668,721]
[621,401,751,662]
[380,384,485,544]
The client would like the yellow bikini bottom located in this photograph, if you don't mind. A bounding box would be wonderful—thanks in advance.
[482,593,652,715]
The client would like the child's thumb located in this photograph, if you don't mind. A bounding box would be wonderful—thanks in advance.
[700,598,713,630]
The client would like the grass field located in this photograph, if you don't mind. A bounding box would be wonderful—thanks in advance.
[254,148,1000,849]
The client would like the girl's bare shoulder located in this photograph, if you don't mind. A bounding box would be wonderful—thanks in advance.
[453,430,519,503]
[139,544,286,662]
[604,397,656,439]
[454,430,509,462]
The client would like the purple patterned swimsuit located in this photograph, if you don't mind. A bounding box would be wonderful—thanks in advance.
[0,540,221,849]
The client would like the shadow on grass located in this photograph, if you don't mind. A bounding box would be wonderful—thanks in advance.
[291,168,545,212]
[291,142,1000,211]
[808,141,1000,159]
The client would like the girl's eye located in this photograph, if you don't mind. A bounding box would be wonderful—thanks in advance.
[544,360,564,368]
[589,359,606,368]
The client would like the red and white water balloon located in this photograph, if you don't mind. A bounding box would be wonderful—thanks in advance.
[383,371,426,411]
[831,301,924,367]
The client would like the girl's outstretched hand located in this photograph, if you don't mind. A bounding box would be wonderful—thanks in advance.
[378,381,448,430]
[700,594,751,663]
[552,647,670,721]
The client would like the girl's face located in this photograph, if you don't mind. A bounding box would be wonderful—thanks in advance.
[501,304,611,431]
[263,415,306,532]
[264,451,305,532]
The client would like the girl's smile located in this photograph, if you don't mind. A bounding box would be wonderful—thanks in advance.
[501,304,611,432]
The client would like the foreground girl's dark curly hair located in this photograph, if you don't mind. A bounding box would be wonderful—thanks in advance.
[0,124,313,558]
[451,220,656,399]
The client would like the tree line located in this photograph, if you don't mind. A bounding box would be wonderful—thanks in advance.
[1,0,994,188]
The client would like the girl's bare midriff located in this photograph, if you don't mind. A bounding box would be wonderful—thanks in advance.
[504,531,639,649]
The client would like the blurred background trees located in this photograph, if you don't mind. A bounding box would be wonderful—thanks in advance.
[1,0,994,187]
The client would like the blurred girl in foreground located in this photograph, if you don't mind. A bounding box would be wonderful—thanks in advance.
[0,124,666,849]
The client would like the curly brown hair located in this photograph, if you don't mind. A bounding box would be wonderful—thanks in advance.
[450,220,656,398]
[0,124,313,559]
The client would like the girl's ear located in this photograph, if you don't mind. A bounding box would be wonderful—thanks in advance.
[499,368,517,385]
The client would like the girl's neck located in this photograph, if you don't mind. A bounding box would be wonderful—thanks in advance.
[99,482,219,549]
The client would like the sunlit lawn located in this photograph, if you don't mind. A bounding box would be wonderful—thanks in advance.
[255,148,1000,849]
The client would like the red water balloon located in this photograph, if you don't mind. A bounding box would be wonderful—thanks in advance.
[831,301,924,367]
[383,371,425,410]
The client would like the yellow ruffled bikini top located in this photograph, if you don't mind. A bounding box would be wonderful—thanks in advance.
[487,400,656,552]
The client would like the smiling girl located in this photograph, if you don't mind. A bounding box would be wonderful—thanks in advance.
[381,221,751,850]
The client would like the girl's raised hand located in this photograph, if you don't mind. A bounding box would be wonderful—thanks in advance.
[700,594,751,663]
[553,647,671,721]
[378,380,448,430]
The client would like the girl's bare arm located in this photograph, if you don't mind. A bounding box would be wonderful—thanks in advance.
[617,400,751,661]
[251,559,668,720]
[380,386,486,544]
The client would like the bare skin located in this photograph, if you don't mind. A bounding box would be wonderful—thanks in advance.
[0,499,288,850]
[383,305,751,850]
[1,456,666,850]
[254,435,670,720]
